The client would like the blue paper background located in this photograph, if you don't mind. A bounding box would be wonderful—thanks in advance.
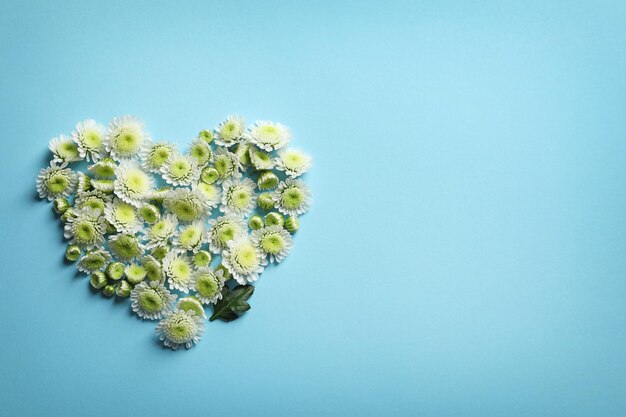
[1,1,626,416]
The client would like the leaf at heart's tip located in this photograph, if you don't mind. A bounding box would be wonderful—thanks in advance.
[210,284,255,322]
[36,115,313,350]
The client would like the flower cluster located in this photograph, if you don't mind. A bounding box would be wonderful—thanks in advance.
[36,115,312,350]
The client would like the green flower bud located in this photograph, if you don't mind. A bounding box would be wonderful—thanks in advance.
[257,193,275,211]
[234,142,252,166]
[90,271,108,289]
[106,262,125,280]
[200,167,219,184]
[152,245,169,261]
[177,297,205,318]
[248,215,264,230]
[193,250,212,268]
[60,207,76,223]
[125,264,147,285]
[144,259,163,282]
[216,264,231,281]
[138,204,160,224]
[90,179,113,194]
[116,280,132,298]
[265,212,284,227]
[53,198,70,215]
[102,284,116,297]
[284,216,300,233]
[199,129,213,144]
[257,171,279,190]
[76,172,92,192]
[65,245,81,262]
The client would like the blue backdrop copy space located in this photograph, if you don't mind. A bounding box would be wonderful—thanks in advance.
[1,1,625,416]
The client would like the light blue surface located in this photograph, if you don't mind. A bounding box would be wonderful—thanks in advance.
[1,1,626,416]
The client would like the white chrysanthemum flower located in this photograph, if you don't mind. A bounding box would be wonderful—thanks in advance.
[162,252,193,293]
[74,189,111,213]
[193,182,221,209]
[187,138,212,167]
[140,140,177,173]
[108,233,145,262]
[251,225,293,263]
[206,215,247,254]
[160,152,200,186]
[245,121,291,152]
[190,267,225,305]
[214,115,245,147]
[88,158,117,178]
[155,308,204,350]
[271,178,312,216]
[36,162,77,201]
[248,147,274,171]
[163,188,208,222]
[76,249,112,274]
[130,281,177,320]
[104,115,149,161]
[143,213,178,250]
[72,119,106,162]
[49,134,81,163]
[172,220,206,253]
[141,255,164,282]
[219,178,257,217]
[213,147,242,182]
[222,234,267,285]
[113,160,155,207]
[63,207,106,250]
[274,148,312,178]
[104,198,142,234]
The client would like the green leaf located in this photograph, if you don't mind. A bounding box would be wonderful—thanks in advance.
[209,285,255,322]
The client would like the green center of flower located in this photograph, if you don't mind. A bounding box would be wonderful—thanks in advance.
[75,220,97,243]
[124,169,149,193]
[139,205,159,223]
[258,125,280,144]
[230,187,251,209]
[83,253,105,270]
[234,243,258,269]
[216,223,237,244]
[126,264,147,282]
[196,273,219,298]
[82,197,106,212]
[138,289,165,313]
[252,150,272,166]
[111,235,142,260]
[190,144,211,164]
[115,203,136,223]
[284,152,304,169]
[47,173,70,194]
[59,142,79,160]
[149,146,171,168]
[261,233,284,254]
[177,298,204,318]
[171,200,199,221]
[84,130,102,149]
[164,314,196,343]
[220,122,239,141]
[170,158,191,179]
[114,130,140,155]
[180,226,202,247]
[197,183,218,200]
[282,187,304,209]
[152,220,172,238]
[215,155,233,176]
[145,261,162,281]
[171,259,191,281]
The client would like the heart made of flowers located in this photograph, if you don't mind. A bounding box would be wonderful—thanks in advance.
[36,115,312,350]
